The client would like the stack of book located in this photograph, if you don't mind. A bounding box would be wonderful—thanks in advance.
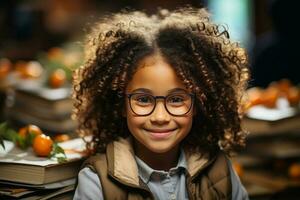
[0,138,86,199]
[5,83,76,133]
[242,103,300,135]
[239,103,300,198]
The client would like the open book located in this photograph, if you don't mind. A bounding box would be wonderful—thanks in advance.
[0,138,87,185]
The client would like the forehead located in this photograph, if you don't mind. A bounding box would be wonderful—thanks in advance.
[126,54,187,94]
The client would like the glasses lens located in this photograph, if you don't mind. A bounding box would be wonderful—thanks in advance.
[130,94,155,115]
[166,93,192,115]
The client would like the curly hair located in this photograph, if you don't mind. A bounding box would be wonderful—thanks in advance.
[72,7,250,155]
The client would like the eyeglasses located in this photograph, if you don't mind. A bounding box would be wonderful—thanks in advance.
[127,92,194,116]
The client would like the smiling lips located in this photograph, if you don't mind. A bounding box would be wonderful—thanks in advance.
[145,128,177,139]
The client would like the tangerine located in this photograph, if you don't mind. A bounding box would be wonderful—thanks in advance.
[288,163,300,180]
[47,47,63,61]
[15,61,43,79]
[53,134,70,143]
[49,69,66,88]
[17,124,43,148]
[33,134,53,157]
[287,87,300,106]
[18,124,42,138]
[232,162,244,177]
[277,79,292,96]
[261,86,280,108]
[246,87,264,107]
[0,58,12,79]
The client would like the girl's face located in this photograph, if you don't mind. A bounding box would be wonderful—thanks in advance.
[125,54,194,154]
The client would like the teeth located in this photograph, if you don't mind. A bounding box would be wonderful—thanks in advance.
[146,129,175,132]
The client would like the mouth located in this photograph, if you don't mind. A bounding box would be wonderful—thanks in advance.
[144,128,177,139]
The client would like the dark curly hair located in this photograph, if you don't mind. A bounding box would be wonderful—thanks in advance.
[72,7,250,155]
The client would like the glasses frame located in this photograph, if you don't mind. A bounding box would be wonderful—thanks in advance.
[126,92,195,116]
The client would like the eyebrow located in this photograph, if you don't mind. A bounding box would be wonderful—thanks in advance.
[130,88,188,94]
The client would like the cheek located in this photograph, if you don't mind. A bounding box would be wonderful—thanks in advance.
[177,115,193,134]
[126,107,146,131]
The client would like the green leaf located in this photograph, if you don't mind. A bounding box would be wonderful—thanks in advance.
[0,121,8,131]
[0,135,5,149]
[54,143,65,154]
[16,135,28,150]
[0,122,19,147]
[27,132,37,146]
[50,143,67,163]
[6,129,18,143]
[56,156,67,163]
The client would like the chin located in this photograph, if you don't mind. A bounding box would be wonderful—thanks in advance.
[146,142,175,154]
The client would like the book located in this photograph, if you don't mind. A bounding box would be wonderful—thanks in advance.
[6,107,77,133]
[0,178,76,189]
[5,83,76,132]
[11,101,71,120]
[242,115,300,136]
[242,104,300,135]
[0,138,86,185]
[22,184,75,200]
[12,86,74,117]
[0,184,75,200]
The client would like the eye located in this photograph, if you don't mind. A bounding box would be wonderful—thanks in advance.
[169,96,184,103]
[132,94,154,106]
[167,94,188,106]
[138,96,152,103]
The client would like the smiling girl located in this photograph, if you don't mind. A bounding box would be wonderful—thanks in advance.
[73,7,249,200]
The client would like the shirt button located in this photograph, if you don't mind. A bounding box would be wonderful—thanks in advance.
[170,194,176,200]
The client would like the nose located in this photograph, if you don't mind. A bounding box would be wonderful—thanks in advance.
[150,100,171,124]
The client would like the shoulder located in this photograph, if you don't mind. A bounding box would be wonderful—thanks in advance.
[73,167,104,200]
[81,153,108,174]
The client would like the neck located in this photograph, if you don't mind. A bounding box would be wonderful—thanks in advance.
[133,141,180,171]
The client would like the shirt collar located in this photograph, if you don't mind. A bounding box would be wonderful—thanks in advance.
[135,148,187,183]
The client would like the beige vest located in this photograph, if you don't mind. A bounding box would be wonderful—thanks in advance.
[84,138,232,200]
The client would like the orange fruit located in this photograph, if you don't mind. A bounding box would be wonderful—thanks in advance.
[0,58,12,79]
[286,87,300,106]
[54,134,70,143]
[15,61,43,79]
[49,69,66,88]
[15,61,28,78]
[17,124,43,148]
[18,124,42,138]
[277,79,292,96]
[47,47,63,61]
[33,134,53,157]
[25,61,43,78]
[288,163,300,180]
[261,86,280,108]
[246,87,264,107]
[18,127,27,139]
[232,162,244,177]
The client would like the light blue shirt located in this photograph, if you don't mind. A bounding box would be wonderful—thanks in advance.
[73,151,249,200]
[134,149,188,200]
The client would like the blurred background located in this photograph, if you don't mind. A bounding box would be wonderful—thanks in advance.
[0,0,300,199]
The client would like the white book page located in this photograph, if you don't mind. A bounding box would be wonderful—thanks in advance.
[0,137,88,166]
